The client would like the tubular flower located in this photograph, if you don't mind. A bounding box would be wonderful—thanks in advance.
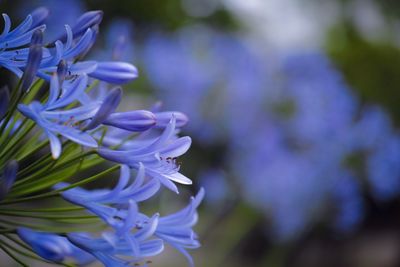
[21,29,43,92]
[17,228,94,265]
[155,188,205,267]
[0,10,137,84]
[18,74,98,158]
[53,166,203,266]
[0,9,203,267]
[99,116,193,193]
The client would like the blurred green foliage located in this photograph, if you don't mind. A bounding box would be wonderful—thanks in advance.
[327,23,400,125]
[85,0,238,32]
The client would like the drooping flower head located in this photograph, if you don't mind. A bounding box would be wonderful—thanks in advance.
[0,8,203,267]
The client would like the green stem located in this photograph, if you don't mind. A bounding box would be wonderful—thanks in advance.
[0,116,23,148]
[0,210,95,220]
[0,218,101,233]
[0,79,24,138]
[0,191,59,205]
[0,122,35,163]
[0,228,15,234]
[1,164,117,205]
[16,138,48,162]
[3,234,32,251]
[0,240,29,267]
[60,164,119,191]
[0,239,38,261]
[14,149,92,188]
[0,206,84,213]
[21,79,44,104]
[17,149,55,179]
[14,157,58,188]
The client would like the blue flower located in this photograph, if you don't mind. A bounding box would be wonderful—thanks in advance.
[17,228,94,264]
[99,116,193,192]
[18,74,98,158]
[0,9,202,267]
[61,187,204,266]
[331,174,364,232]
[86,87,122,130]
[367,134,400,200]
[141,25,400,241]
[18,3,84,41]
[58,10,103,41]
[55,164,160,208]
[0,11,138,85]
[57,177,164,264]
[52,165,203,266]
[88,61,138,85]
[104,110,156,132]
[155,188,204,267]
[154,110,188,128]
[21,29,43,91]
[68,229,164,267]
[0,13,46,76]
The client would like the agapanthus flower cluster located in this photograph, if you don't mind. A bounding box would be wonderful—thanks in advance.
[0,8,203,266]
[142,25,400,240]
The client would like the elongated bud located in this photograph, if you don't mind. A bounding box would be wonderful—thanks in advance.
[86,87,122,130]
[56,60,68,86]
[0,86,10,120]
[17,228,93,263]
[72,10,103,37]
[21,29,43,92]
[104,110,156,131]
[155,111,189,128]
[89,62,138,84]
[18,228,65,262]
[78,25,99,60]
[56,10,103,42]
[0,160,18,200]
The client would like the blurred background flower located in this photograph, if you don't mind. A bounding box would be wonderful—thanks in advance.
[3,0,400,266]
